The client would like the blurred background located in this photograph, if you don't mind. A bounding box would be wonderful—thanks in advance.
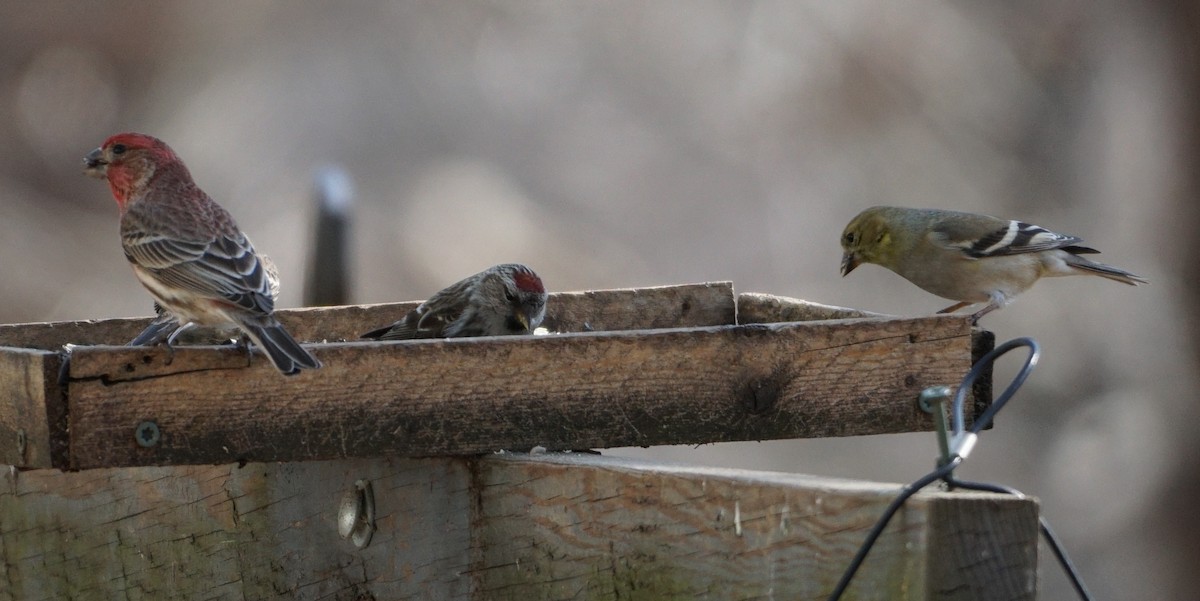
[2,1,1195,598]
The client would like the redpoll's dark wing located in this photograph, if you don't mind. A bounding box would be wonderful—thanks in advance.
[363,273,480,340]
[359,323,392,339]
[443,310,522,337]
[123,224,275,317]
[414,276,481,333]
[361,310,426,340]
[361,302,458,340]
[931,218,1084,259]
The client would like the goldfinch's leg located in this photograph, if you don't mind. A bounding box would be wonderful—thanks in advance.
[937,301,972,314]
[969,303,1001,324]
[968,291,1009,324]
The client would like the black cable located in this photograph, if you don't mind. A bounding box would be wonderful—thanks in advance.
[952,337,1040,436]
[828,337,1093,601]
[825,456,963,601]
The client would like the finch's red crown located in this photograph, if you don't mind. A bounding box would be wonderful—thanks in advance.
[102,133,180,164]
[87,132,190,209]
[513,270,545,294]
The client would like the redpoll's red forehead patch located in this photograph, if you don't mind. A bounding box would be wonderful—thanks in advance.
[514,270,544,293]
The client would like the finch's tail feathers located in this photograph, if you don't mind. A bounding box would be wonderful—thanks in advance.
[1066,254,1149,286]
[243,322,322,375]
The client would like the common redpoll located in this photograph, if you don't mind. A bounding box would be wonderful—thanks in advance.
[362,263,547,340]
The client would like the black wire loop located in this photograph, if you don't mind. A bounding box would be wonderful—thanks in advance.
[952,336,1039,438]
[827,337,1093,601]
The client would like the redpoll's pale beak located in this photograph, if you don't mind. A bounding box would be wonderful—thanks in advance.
[841,251,861,276]
[513,311,530,332]
[83,148,108,178]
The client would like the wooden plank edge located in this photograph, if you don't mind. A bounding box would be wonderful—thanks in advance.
[0,347,66,469]
[0,282,736,350]
[737,292,890,323]
[60,315,982,469]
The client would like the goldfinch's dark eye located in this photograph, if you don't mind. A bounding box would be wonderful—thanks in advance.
[844,232,856,244]
[111,144,127,155]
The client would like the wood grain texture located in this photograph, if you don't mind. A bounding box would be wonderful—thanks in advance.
[471,453,1038,600]
[0,453,1038,601]
[927,491,1038,600]
[0,457,473,601]
[0,349,64,469]
[61,315,982,470]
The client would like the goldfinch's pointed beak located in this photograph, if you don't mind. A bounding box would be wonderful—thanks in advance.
[841,252,860,277]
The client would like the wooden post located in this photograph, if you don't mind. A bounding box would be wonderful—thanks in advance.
[0,453,1036,601]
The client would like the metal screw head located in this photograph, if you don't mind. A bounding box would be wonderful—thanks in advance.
[917,386,953,414]
[135,421,161,448]
[338,479,375,549]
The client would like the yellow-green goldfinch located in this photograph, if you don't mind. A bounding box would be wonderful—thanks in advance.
[840,206,1147,320]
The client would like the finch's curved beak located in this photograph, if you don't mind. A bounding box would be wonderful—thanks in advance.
[840,252,860,277]
[83,148,108,178]
[513,311,530,332]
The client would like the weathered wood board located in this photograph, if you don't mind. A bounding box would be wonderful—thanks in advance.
[0,349,65,468]
[0,453,1038,601]
[0,283,733,470]
[0,284,988,470]
[62,315,978,470]
[475,453,1038,601]
[0,456,474,601]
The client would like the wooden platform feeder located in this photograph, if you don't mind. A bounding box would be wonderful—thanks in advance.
[0,283,1037,600]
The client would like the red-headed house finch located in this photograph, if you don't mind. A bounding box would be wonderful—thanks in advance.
[84,133,321,375]
[840,206,1148,320]
[361,263,547,340]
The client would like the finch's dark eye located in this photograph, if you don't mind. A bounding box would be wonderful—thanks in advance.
[505,290,517,303]
[111,144,127,155]
[844,232,856,244]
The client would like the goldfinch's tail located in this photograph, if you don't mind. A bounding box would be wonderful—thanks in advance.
[1065,253,1148,286]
